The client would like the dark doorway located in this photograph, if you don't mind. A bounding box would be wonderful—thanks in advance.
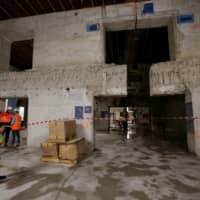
[106,27,170,65]
[106,27,170,96]
[151,95,187,148]
[102,27,187,150]
[0,97,29,146]
[10,39,33,71]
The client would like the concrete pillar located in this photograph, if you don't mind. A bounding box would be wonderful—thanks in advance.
[185,92,195,153]
[99,22,106,64]
[192,88,200,156]
[27,89,95,151]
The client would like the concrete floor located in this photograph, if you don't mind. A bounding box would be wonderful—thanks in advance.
[1,132,200,200]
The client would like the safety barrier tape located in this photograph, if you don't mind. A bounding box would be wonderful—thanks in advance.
[27,116,199,127]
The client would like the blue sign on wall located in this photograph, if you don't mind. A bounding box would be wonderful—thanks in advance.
[177,14,194,24]
[143,3,154,14]
[86,23,100,32]
[75,106,83,119]
[85,106,92,113]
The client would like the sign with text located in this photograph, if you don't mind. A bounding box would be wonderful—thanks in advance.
[75,106,83,119]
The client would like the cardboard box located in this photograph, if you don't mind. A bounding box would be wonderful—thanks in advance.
[59,137,86,161]
[59,143,78,160]
[41,142,58,157]
[48,120,76,143]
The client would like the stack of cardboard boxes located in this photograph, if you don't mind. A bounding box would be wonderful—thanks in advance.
[41,120,86,165]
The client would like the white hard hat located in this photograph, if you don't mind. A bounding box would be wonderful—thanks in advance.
[7,106,13,110]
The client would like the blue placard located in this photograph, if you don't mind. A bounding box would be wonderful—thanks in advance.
[143,3,154,14]
[85,106,92,113]
[177,14,194,24]
[75,106,83,119]
[86,23,100,32]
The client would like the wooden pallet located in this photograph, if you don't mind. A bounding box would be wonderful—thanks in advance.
[59,159,77,165]
[41,156,60,163]
[41,156,78,165]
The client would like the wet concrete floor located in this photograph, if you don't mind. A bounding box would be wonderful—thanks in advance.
[1,132,200,200]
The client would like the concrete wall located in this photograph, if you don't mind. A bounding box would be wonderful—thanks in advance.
[150,59,200,155]
[0,7,103,69]
[0,37,11,71]
[0,99,5,111]
[150,59,200,96]
[0,0,199,150]
[191,88,200,155]
[0,65,126,148]
[28,89,94,149]
[0,1,199,69]
[185,92,195,153]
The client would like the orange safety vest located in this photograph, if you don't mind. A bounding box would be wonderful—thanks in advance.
[11,114,22,131]
[0,112,12,123]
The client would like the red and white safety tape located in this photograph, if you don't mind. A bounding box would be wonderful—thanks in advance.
[27,116,200,127]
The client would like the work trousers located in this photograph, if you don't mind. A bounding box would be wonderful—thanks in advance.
[4,127,11,145]
[12,130,20,145]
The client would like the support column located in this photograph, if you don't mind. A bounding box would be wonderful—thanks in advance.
[192,88,200,156]
[185,92,195,153]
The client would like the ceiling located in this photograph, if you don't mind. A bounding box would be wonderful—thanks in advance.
[0,0,149,21]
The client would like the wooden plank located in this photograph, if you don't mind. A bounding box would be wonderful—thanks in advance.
[59,159,77,165]
[41,156,60,163]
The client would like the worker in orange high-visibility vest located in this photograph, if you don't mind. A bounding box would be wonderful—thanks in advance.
[11,109,22,147]
[0,107,13,147]
[0,111,6,140]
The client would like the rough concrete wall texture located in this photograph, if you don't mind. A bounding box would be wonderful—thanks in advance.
[191,87,200,156]
[0,64,126,96]
[0,0,199,68]
[0,64,126,148]
[150,58,200,155]
[0,37,11,71]
[0,0,199,149]
[28,89,94,149]
[150,58,200,96]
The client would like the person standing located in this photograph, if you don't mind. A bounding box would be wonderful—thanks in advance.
[0,110,5,133]
[11,109,22,147]
[0,107,13,147]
